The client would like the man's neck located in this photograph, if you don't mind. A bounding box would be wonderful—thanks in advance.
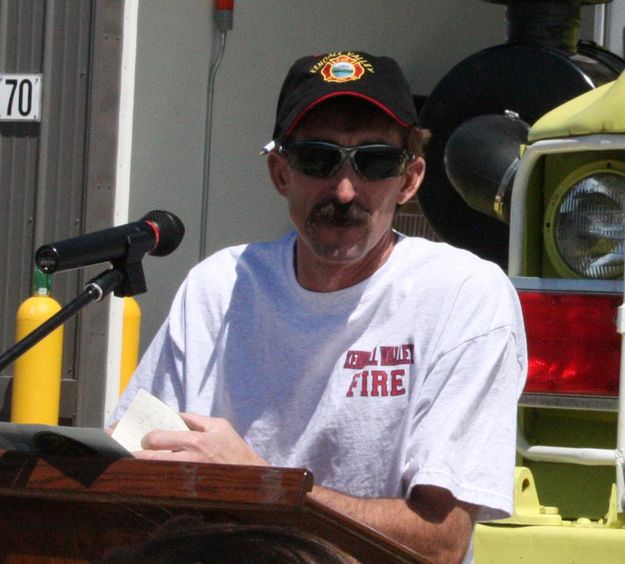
[294,231,398,292]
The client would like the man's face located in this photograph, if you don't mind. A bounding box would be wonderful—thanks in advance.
[268,111,425,275]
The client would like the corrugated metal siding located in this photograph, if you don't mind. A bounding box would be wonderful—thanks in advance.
[0,0,122,425]
[33,0,92,403]
[0,0,45,365]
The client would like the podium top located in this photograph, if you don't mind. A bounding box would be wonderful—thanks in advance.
[0,450,424,562]
[0,449,313,510]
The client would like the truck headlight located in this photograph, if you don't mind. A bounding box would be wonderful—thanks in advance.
[544,161,625,279]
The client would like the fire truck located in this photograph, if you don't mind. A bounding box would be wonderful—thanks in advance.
[474,69,625,563]
[409,1,625,560]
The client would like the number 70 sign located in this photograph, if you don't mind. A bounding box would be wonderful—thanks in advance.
[0,74,42,122]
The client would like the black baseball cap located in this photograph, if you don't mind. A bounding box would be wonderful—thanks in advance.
[271,51,419,142]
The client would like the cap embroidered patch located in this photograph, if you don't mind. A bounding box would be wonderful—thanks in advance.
[270,51,418,140]
[314,53,373,83]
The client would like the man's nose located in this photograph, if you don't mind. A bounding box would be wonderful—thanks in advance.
[332,162,359,203]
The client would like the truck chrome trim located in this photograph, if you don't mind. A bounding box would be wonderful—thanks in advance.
[512,276,623,294]
[517,429,615,466]
[520,392,618,411]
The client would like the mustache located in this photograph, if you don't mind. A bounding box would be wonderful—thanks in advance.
[307,199,371,228]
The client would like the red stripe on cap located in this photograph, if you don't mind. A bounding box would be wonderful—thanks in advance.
[285,91,410,136]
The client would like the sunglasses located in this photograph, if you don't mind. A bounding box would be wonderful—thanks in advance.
[279,141,415,181]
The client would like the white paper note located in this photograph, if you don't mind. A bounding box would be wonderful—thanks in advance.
[111,388,188,452]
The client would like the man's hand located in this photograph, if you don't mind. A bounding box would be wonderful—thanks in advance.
[133,413,268,466]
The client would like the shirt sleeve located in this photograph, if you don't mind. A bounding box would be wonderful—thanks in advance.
[403,266,527,521]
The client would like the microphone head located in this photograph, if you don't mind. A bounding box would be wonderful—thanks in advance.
[142,210,185,256]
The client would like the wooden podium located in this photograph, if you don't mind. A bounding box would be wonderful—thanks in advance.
[0,450,423,562]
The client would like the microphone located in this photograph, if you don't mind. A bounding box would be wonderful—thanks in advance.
[35,210,185,274]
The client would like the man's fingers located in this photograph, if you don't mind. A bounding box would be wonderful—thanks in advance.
[136,417,267,467]
[178,412,205,431]
[133,447,204,463]
[140,429,191,451]
[178,412,223,431]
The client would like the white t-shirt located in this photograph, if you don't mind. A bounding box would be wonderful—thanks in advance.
[112,231,527,521]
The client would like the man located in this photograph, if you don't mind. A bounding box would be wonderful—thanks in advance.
[111,51,527,563]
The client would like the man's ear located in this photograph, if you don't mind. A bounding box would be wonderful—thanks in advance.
[267,151,290,197]
[397,157,426,206]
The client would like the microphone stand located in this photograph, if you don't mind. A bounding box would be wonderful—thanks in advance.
[0,269,124,372]
[0,232,153,372]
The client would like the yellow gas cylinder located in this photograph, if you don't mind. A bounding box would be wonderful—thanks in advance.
[119,296,141,395]
[11,268,63,424]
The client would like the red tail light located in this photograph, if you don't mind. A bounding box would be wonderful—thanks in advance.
[519,292,621,396]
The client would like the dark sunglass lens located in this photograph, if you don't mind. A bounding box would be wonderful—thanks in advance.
[288,145,341,178]
[355,148,406,180]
